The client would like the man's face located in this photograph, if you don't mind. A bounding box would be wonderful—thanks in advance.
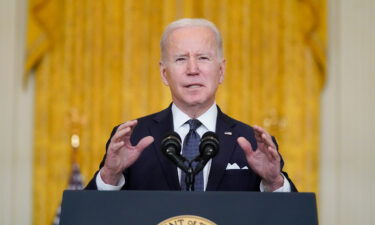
[160,26,225,112]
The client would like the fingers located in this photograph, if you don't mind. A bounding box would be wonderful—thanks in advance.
[135,136,154,152]
[253,125,275,149]
[111,140,125,151]
[111,120,138,143]
[237,137,254,157]
[112,127,130,143]
[117,120,138,132]
[253,125,280,161]
[266,145,279,161]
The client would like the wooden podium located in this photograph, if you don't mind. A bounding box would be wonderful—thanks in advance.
[60,190,318,225]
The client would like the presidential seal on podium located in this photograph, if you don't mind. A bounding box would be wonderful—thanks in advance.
[158,215,217,225]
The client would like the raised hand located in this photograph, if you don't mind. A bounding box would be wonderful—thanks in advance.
[100,120,154,185]
[237,125,284,191]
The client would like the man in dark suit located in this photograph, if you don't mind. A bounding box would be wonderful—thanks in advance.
[86,18,297,192]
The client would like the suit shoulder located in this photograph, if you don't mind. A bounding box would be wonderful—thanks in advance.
[136,107,170,125]
[113,107,170,128]
[221,112,254,132]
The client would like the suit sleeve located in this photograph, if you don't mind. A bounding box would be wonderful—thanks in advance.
[85,125,121,190]
[272,136,298,192]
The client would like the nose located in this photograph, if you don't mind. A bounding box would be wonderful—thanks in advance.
[186,58,199,75]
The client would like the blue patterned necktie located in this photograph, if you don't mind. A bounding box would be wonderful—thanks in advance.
[180,119,204,191]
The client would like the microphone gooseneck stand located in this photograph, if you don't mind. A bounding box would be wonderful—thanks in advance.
[161,131,219,192]
[183,158,209,191]
[183,131,220,191]
[185,163,195,191]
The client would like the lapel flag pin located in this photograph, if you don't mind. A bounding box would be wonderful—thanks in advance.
[224,131,232,135]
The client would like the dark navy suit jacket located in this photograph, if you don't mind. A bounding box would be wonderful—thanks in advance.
[86,105,297,191]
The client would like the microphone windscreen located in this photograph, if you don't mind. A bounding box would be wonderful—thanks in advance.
[199,131,219,157]
[201,131,218,141]
[161,132,182,155]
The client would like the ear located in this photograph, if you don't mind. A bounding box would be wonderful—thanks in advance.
[159,61,169,86]
[218,59,226,84]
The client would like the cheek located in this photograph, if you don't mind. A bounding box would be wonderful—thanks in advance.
[163,69,179,86]
[206,70,223,86]
[168,67,184,79]
[167,75,182,89]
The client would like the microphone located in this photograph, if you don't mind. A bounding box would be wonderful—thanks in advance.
[161,132,189,173]
[193,131,219,175]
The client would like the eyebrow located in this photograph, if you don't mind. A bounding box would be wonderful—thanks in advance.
[173,54,188,58]
[173,53,211,58]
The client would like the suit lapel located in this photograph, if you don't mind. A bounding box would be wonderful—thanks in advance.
[206,108,237,191]
[149,106,181,190]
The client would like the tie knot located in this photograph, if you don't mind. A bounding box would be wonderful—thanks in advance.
[187,119,201,131]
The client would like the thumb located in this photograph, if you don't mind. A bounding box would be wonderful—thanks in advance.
[237,137,254,157]
[135,136,154,152]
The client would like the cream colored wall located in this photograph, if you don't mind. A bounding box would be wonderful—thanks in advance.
[320,0,375,225]
[0,0,33,225]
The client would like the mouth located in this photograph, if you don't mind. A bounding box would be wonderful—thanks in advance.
[184,83,204,89]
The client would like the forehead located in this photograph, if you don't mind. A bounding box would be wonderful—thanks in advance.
[165,26,217,53]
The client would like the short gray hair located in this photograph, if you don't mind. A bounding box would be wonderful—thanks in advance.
[160,18,223,61]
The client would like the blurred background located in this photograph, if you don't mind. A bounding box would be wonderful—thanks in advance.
[0,0,374,224]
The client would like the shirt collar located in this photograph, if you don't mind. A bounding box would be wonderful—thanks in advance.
[171,103,218,132]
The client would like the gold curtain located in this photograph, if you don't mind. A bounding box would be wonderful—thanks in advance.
[26,0,326,224]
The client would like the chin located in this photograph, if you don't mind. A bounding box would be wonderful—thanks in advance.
[175,93,213,108]
[185,98,211,108]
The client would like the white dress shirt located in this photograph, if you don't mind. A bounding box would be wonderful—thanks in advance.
[96,103,291,192]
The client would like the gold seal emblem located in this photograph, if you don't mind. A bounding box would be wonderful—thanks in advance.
[158,215,217,225]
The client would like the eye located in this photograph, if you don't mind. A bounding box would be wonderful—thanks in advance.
[175,57,186,62]
[199,56,210,61]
